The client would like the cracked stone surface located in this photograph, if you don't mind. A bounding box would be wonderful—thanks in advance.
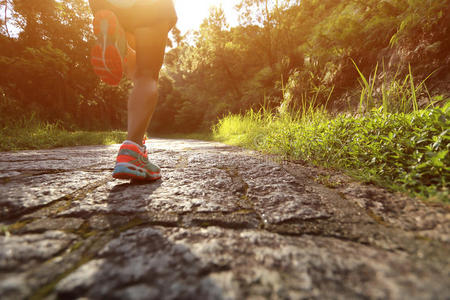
[0,139,449,299]
[0,231,77,271]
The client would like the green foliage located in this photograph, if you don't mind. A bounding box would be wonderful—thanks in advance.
[154,132,213,141]
[389,0,449,46]
[214,103,450,202]
[156,0,450,131]
[0,0,128,131]
[352,61,437,114]
[0,113,126,151]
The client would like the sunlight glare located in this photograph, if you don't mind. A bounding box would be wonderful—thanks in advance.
[174,0,240,33]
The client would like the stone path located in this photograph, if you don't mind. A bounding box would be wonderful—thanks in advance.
[0,139,449,299]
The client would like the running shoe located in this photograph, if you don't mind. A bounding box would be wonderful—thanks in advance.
[113,141,161,181]
[91,9,127,86]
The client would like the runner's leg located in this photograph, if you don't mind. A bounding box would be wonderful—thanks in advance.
[127,23,170,145]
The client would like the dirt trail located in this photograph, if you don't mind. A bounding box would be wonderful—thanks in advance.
[0,139,449,299]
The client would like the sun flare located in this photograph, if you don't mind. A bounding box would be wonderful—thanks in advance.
[174,0,239,33]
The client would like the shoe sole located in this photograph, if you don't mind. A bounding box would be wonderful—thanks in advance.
[113,163,161,181]
[91,10,125,86]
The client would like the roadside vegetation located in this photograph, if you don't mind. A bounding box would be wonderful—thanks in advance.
[0,115,126,151]
[214,104,449,202]
[153,132,213,141]
[214,69,450,202]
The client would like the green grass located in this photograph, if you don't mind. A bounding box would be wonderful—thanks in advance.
[214,64,449,202]
[0,114,213,152]
[352,60,439,114]
[213,102,450,203]
[152,132,213,141]
[0,117,126,151]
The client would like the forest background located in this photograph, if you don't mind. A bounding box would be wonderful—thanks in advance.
[0,0,448,133]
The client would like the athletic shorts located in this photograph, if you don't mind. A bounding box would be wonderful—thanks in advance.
[89,0,177,32]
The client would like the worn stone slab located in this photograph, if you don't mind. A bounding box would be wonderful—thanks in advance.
[0,274,30,300]
[59,171,241,217]
[180,150,331,223]
[0,146,118,172]
[164,227,450,300]
[55,227,224,299]
[0,231,77,272]
[0,171,110,219]
[59,144,330,226]
[241,162,329,224]
[53,226,449,300]
[0,139,448,300]
[20,218,85,233]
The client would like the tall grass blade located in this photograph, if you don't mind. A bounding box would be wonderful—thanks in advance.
[408,64,418,111]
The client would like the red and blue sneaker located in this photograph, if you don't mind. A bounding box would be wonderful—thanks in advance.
[113,141,161,181]
[91,9,128,86]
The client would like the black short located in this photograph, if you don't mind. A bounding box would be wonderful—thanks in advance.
[89,0,177,32]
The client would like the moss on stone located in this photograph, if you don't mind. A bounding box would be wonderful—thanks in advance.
[117,217,146,233]
[30,255,93,300]
[7,219,33,233]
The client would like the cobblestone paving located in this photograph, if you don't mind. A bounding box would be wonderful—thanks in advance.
[0,139,449,299]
